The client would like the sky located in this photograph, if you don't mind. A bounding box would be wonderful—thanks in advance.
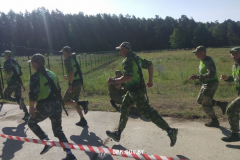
[0,0,240,23]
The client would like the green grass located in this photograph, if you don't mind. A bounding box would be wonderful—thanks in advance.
[0,48,237,119]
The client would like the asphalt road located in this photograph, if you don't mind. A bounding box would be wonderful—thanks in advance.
[0,104,239,160]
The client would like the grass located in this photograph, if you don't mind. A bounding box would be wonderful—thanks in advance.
[0,48,237,119]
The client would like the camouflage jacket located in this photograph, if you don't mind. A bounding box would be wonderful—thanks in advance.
[122,51,152,88]
[198,56,218,83]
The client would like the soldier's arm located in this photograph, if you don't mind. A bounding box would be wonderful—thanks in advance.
[198,60,216,82]
[29,74,40,102]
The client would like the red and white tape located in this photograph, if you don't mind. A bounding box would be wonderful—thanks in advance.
[0,134,185,160]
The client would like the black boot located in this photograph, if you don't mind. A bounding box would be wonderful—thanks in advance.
[77,100,88,114]
[216,101,228,115]
[205,118,219,127]
[75,117,87,127]
[221,133,240,142]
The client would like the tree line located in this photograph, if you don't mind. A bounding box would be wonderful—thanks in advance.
[0,7,239,54]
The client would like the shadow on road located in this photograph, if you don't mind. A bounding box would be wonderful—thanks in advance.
[218,126,232,136]
[0,122,27,160]
[70,126,113,160]
[177,154,190,160]
[226,144,240,150]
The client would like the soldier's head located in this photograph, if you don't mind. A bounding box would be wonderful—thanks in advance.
[28,53,45,71]
[2,50,12,60]
[60,46,72,58]
[115,70,122,78]
[229,47,240,63]
[192,46,206,60]
[116,42,131,58]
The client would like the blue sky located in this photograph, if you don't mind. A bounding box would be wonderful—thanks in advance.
[0,0,239,23]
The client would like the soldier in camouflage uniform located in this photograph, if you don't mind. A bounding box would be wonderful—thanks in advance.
[2,50,29,121]
[189,46,228,127]
[109,70,140,115]
[27,54,77,160]
[220,47,240,142]
[60,46,88,127]
[106,42,178,147]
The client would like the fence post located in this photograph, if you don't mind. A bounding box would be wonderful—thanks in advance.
[61,55,64,76]
[85,54,87,70]
[27,48,32,76]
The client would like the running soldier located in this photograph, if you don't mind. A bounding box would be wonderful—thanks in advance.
[220,47,240,142]
[60,46,88,127]
[2,50,29,121]
[106,42,178,147]
[189,46,228,127]
[27,53,77,160]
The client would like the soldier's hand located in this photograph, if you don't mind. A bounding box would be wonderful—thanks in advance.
[107,77,114,84]
[63,75,67,80]
[146,81,153,88]
[29,107,37,119]
[189,74,198,80]
[220,75,228,81]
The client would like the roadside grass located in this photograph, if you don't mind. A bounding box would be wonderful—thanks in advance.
[0,48,237,119]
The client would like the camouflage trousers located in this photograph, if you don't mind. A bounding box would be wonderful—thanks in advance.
[226,96,240,133]
[118,89,169,132]
[63,84,81,102]
[4,82,28,114]
[110,88,127,104]
[4,82,21,103]
[197,83,218,119]
[28,100,70,151]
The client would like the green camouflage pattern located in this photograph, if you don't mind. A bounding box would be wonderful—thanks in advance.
[63,84,81,102]
[28,100,70,151]
[118,89,169,132]
[226,96,240,133]
[198,56,218,84]
[4,82,21,103]
[122,52,152,88]
[64,55,82,86]
[197,83,218,119]
[229,47,240,53]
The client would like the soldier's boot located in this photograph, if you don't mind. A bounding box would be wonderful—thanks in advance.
[106,130,121,142]
[216,101,228,115]
[77,100,88,114]
[75,117,87,127]
[205,118,219,127]
[40,144,53,155]
[22,114,29,121]
[167,128,178,147]
[110,100,119,111]
[62,153,77,160]
[221,133,240,142]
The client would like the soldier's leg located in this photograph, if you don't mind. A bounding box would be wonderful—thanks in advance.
[3,84,17,102]
[131,90,178,147]
[197,85,204,105]
[118,92,134,132]
[49,101,70,151]
[226,97,240,133]
[221,97,240,142]
[130,90,169,130]
[28,103,53,140]
[201,84,218,118]
[201,83,219,127]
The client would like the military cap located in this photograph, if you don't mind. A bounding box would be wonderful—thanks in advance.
[59,46,72,53]
[27,53,45,65]
[116,42,131,50]
[2,50,12,56]
[229,47,240,54]
[192,46,206,53]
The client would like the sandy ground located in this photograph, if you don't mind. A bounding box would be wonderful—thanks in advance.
[0,104,239,160]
